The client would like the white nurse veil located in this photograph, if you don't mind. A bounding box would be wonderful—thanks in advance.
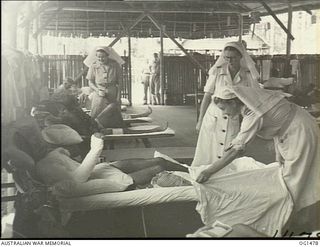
[83,46,125,67]
[211,41,260,82]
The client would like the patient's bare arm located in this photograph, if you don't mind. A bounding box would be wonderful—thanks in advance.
[72,133,104,183]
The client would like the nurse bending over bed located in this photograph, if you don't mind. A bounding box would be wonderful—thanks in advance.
[195,86,320,213]
[36,133,188,197]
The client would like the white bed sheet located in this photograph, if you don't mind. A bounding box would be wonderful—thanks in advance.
[58,186,197,213]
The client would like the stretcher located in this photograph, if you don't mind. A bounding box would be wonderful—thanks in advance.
[102,127,175,149]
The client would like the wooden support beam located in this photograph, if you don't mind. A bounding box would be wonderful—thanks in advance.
[286,3,293,57]
[147,14,208,76]
[33,17,39,54]
[128,31,132,105]
[24,24,30,50]
[238,14,243,42]
[260,1,294,41]
[45,6,245,14]
[108,12,146,47]
[301,7,312,15]
[32,7,63,38]
[160,25,165,105]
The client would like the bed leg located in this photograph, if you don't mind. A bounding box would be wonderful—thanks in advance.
[141,138,152,148]
[140,206,148,238]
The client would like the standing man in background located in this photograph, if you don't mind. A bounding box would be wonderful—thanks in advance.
[150,53,160,105]
[141,59,151,105]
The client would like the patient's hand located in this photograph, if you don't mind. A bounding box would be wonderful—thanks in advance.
[91,133,104,151]
[196,169,212,183]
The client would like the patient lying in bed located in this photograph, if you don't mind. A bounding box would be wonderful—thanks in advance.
[34,93,153,136]
[36,133,189,197]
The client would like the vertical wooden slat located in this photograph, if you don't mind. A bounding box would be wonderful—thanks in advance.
[128,34,132,105]
[286,3,293,57]
[160,25,165,105]
[238,14,243,42]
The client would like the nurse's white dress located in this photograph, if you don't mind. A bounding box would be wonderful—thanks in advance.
[192,63,259,167]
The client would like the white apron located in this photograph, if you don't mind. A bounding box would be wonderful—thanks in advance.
[192,102,240,166]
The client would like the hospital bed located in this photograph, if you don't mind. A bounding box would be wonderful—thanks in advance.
[58,186,200,237]
[101,147,195,163]
[2,117,202,238]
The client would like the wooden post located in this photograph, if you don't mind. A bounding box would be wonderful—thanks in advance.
[195,69,200,120]
[160,25,165,105]
[128,31,132,105]
[24,23,30,50]
[286,3,293,57]
[238,14,243,42]
[285,3,293,77]
[39,33,43,54]
[33,17,39,53]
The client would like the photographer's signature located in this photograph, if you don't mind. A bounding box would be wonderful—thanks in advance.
[273,229,320,238]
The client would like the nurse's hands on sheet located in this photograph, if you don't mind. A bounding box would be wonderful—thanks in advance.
[91,133,104,151]
[196,168,213,183]
[196,120,202,134]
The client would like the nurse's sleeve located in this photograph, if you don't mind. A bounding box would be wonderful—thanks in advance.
[246,71,260,88]
[86,65,95,81]
[203,67,219,94]
[229,108,263,151]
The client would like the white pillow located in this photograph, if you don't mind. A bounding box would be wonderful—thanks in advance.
[121,98,130,106]
[41,124,83,145]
